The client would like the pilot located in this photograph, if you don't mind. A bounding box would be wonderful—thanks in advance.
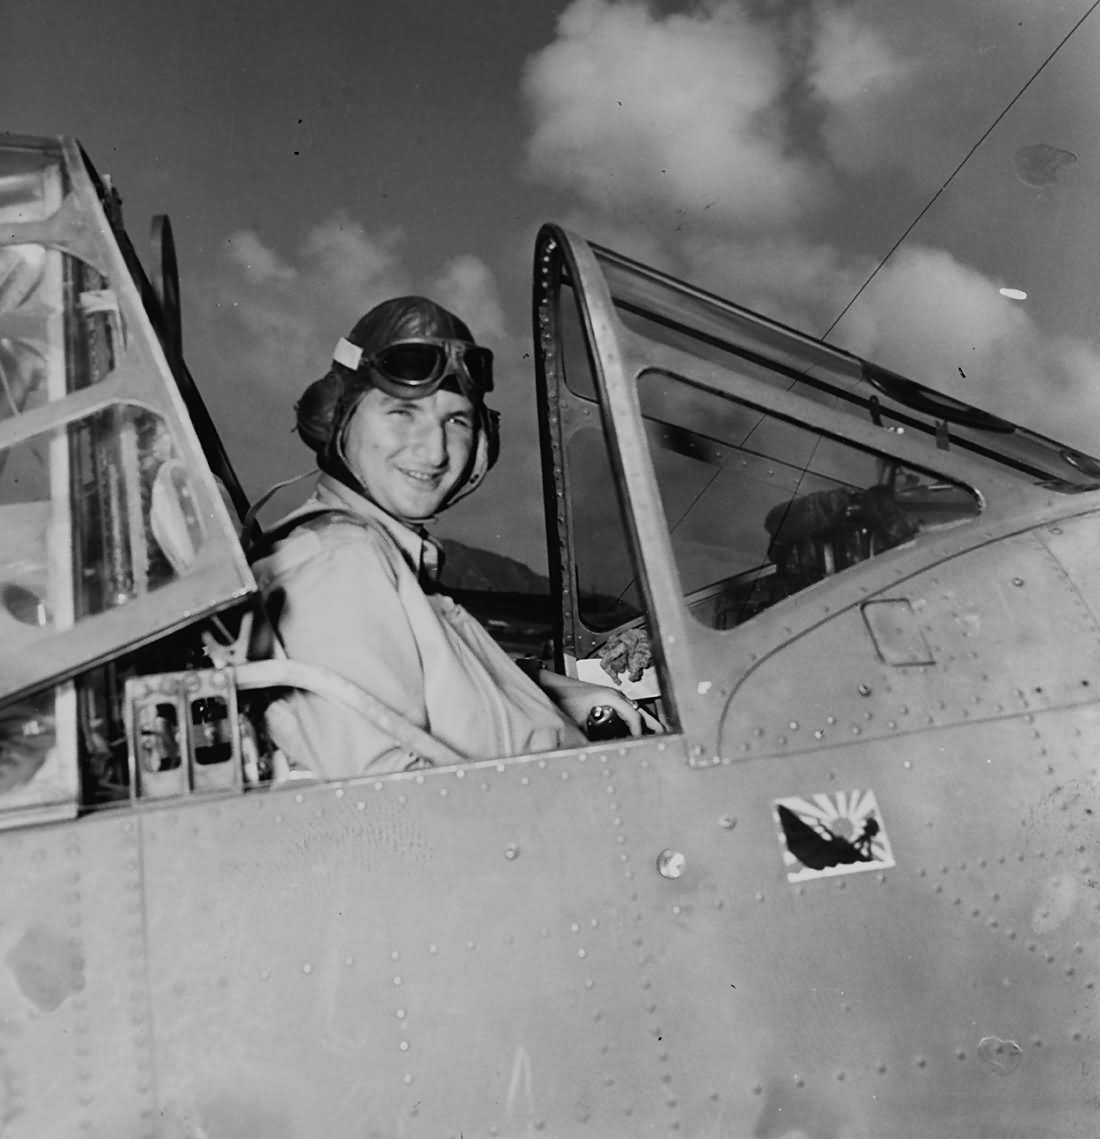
[250,296,654,778]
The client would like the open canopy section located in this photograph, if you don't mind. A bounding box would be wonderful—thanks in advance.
[0,135,253,707]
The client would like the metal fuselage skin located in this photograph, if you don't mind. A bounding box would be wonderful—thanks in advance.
[5,500,1100,1138]
[1,173,1098,1139]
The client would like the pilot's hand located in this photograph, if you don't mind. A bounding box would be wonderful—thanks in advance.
[537,670,662,738]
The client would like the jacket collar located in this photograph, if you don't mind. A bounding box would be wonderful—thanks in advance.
[314,474,444,584]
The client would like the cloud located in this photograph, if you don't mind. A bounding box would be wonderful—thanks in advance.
[804,0,1092,185]
[806,3,918,175]
[832,246,1100,450]
[297,215,407,302]
[207,218,411,411]
[522,0,829,229]
[808,5,913,104]
[190,215,556,568]
[682,234,868,330]
[678,234,1100,452]
[516,1,1100,459]
[223,230,296,285]
[428,254,507,341]
[201,218,515,419]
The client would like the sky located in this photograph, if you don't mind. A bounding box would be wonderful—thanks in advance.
[3,0,1098,573]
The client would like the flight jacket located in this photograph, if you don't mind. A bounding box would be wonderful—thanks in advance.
[250,475,584,777]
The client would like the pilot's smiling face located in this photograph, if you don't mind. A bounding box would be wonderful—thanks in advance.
[343,387,475,522]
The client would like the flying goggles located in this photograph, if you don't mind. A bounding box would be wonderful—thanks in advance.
[333,336,494,399]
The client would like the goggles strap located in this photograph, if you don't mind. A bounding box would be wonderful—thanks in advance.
[333,337,364,370]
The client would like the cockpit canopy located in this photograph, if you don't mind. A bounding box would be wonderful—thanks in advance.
[0,135,253,708]
[534,224,1100,664]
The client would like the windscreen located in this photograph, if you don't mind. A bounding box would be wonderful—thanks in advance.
[556,249,982,636]
[636,371,979,629]
[593,245,1100,491]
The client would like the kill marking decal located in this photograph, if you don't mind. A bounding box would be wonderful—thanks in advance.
[774,790,895,882]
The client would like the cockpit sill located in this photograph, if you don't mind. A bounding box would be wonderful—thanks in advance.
[3,670,692,829]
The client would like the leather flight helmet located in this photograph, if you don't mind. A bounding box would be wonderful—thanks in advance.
[295,296,501,513]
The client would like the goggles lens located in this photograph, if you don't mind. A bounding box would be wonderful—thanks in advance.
[371,339,494,394]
